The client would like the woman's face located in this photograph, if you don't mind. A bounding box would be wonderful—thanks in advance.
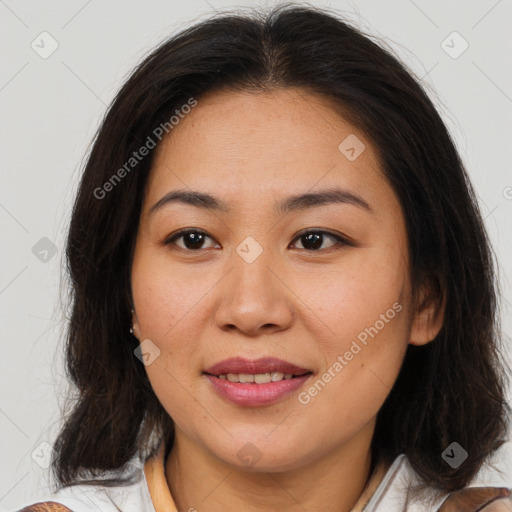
[131,87,421,471]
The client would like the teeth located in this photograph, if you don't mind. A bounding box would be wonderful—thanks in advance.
[254,373,271,384]
[219,372,295,383]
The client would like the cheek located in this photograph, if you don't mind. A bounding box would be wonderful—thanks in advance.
[292,243,410,412]
[130,247,217,407]
[131,248,214,342]
[296,295,409,440]
[293,245,408,351]
[130,250,205,429]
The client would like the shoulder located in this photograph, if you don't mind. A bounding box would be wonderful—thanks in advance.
[16,503,74,512]
[12,461,153,512]
[436,486,512,511]
[370,454,512,512]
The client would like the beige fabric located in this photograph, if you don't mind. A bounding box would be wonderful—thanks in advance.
[144,440,178,512]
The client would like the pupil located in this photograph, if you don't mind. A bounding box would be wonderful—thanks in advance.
[185,232,204,249]
[303,233,322,250]
[182,232,324,250]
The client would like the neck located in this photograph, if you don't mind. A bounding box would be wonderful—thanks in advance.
[165,420,379,512]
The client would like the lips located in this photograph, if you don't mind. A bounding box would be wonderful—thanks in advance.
[204,357,313,406]
[203,356,311,377]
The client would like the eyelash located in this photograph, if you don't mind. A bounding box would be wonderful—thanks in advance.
[163,228,352,253]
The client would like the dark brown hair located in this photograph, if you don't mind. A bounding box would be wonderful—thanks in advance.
[52,1,510,497]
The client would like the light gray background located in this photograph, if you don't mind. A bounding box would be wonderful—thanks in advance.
[1,0,511,509]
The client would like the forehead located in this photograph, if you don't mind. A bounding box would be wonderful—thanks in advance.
[144,87,394,214]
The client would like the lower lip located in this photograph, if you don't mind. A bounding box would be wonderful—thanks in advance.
[204,373,312,407]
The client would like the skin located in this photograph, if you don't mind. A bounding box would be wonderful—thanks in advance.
[130,87,444,512]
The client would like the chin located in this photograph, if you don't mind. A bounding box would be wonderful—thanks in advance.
[209,435,314,473]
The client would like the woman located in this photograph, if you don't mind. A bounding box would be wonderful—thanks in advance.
[15,3,512,511]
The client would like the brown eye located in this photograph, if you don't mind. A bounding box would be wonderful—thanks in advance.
[164,228,350,253]
[165,229,218,251]
[291,230,349,251]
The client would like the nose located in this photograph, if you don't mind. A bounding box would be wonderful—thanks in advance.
[213,248,294,337]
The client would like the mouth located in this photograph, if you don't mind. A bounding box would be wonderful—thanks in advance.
[203,357,313,406]
[204,372,312,383]
[203,356,312,381]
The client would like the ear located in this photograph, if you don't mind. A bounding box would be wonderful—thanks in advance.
[131,308,140,340]
[409,278,446,346]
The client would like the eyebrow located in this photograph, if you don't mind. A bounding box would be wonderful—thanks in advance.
[149,187,373,216]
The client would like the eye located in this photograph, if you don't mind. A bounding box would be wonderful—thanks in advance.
[164,228,351,253]
[164,229,219,251]
[290,230,350,252]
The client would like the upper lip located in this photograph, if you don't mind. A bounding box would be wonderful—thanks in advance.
[204,357,311,376]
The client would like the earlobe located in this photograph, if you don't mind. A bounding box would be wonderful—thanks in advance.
[131,308,140,339]
[409,281,446,346]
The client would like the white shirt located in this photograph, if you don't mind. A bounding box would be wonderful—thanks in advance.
[11,450,512,512]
